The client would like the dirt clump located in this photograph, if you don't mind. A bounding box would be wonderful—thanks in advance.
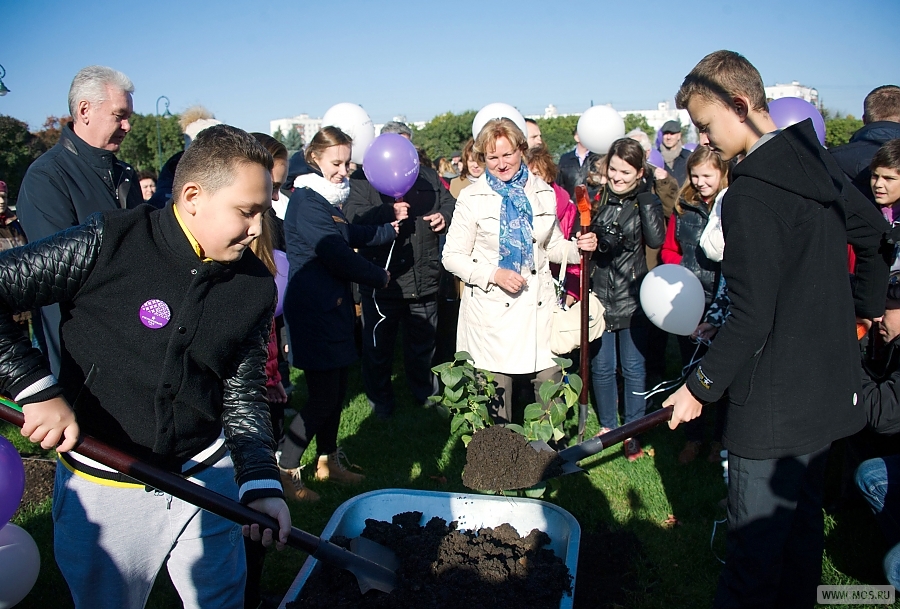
[462,425,563,491]
[288,511,572,609]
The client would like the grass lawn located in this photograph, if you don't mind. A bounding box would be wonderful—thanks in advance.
[2,341,897,608]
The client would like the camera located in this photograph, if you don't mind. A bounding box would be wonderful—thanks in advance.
[596,222,624,253]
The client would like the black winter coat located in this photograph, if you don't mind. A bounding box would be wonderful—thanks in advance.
[283,177,395,371]
[686,120,890,459]
[672,199,720,304]
[344,165,455,300]
[830,121,900,203]
[557,148,600,201]
[0,206,281,503]
[588,183,666,330]
[16,125,143,241]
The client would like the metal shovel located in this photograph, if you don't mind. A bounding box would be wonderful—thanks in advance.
[0,401,398,594]
[531,406,674,482]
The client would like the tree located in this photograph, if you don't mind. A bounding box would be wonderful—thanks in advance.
[116,112,184,173]
[623,114,656,140]
[535,115,580,160]
[825,113,863,148]
[0,115,46,204]
[412,111,478,162]
[282,128,304,154]
[34,115,73,150]
[273,128,286,145]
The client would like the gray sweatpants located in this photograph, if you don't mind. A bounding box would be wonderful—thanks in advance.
[52,451,246,609]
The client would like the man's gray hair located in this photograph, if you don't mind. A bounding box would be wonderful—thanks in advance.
[380,121,413,139]
[68,65,134,116]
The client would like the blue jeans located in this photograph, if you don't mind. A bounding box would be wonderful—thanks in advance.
[590,325,647,429]
[856,456,900,589]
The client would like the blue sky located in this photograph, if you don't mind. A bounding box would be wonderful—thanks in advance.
[1,0,897,133]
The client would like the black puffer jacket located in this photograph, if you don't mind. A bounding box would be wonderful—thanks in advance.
[589,181,666,330]
[0,209,281,503]
[672,199,720,304]
[345,165,455,300]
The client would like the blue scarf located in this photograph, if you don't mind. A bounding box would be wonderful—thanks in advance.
[486,163,534,275]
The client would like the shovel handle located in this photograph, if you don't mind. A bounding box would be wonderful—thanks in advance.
[558,406,673,463]
[0,402,322,555]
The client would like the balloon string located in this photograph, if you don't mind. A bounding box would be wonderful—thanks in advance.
[633,337,709,399]
[372,240,397,348]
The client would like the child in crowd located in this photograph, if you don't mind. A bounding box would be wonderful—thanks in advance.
[871,139,900,269]
[0,125,290,609]
[664,50,889,608]
[661,146,730,464]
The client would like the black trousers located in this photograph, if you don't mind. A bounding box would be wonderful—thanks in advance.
[278,367,348,469]
[360,292,438,416]
[714,445,830,609]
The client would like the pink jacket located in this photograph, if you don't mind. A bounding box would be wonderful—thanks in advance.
[551,182,581,299]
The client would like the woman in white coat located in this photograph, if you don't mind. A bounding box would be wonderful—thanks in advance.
[442,118,598,423]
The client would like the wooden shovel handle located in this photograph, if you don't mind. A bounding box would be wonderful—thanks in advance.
[559,406,673,463]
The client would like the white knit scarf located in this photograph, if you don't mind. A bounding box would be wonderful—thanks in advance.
[293,173,350,207]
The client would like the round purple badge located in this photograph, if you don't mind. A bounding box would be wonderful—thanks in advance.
[139,299,171,329]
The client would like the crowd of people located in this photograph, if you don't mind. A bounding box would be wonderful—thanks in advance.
[1,52,899,609]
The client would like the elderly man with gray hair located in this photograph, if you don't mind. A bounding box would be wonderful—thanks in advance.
[344,120,456,419]
[17,65,143,374]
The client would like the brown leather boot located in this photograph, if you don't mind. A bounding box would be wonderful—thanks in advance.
[278,465,320,502]
[315,449,365,483]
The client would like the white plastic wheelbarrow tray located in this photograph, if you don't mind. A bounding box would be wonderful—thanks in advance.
[279,488,581,609]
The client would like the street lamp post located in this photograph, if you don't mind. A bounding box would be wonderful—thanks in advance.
[0,64,10,97]
[155,95,171,173]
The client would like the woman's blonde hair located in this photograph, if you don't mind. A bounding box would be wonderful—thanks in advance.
[473,118,527,163]
[458,138,482,179]
[675,146,729,214]
[305,126,352,170]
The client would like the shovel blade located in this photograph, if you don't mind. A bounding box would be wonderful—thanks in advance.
[314,536,399,595]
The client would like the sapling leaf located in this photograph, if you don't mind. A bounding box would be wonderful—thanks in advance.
[566,373,583,395]
[537,421,554,442]
[446,385,463,403]
[475,403,490,424]
[524,483,547,498]
[552,356,573,369]
[461,434,472,446]
[539,379,560,406]
[523,403,545,422]
[463,411,474,423]
[432,362,452,375]
[505,424,526,435]
[454,351,472,362]
[451,413,466,433]
[550,401,568,427]
[445,366,463,387]
[470,395,489,403]
[552,428,565,442]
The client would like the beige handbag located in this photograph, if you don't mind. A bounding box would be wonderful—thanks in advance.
[549,257,605,355]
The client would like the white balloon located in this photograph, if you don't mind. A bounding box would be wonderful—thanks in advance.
[639,264,706,336]
[321,103,376,165]
[576,106,626,155]
[0,523,40,609]
[472,103,528,141]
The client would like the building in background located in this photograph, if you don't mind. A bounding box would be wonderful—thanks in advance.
[765,81,819,106]
[270,113,427,144]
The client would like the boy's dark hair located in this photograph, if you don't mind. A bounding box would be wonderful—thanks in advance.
[864,86,900,123]
[138,170,157,182]
[871,139,900,173]
[675,50,769,113]
[172,124,274,203]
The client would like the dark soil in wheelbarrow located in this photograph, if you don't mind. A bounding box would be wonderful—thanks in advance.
[288,511,572,609]
[463,425,564,491]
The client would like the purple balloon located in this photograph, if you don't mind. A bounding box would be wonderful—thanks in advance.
[273,249,288,317]
[0,436,25,527]
[768,97,826,146]
[363,133,420,198]
[648,148,665,169]
[684,142,698,152]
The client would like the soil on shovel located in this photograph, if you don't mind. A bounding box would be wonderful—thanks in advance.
[288,511,572,609]
[462,425,564,491]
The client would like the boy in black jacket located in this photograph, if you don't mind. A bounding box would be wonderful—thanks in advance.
[663,51,890,608]
[0,125,289,609]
